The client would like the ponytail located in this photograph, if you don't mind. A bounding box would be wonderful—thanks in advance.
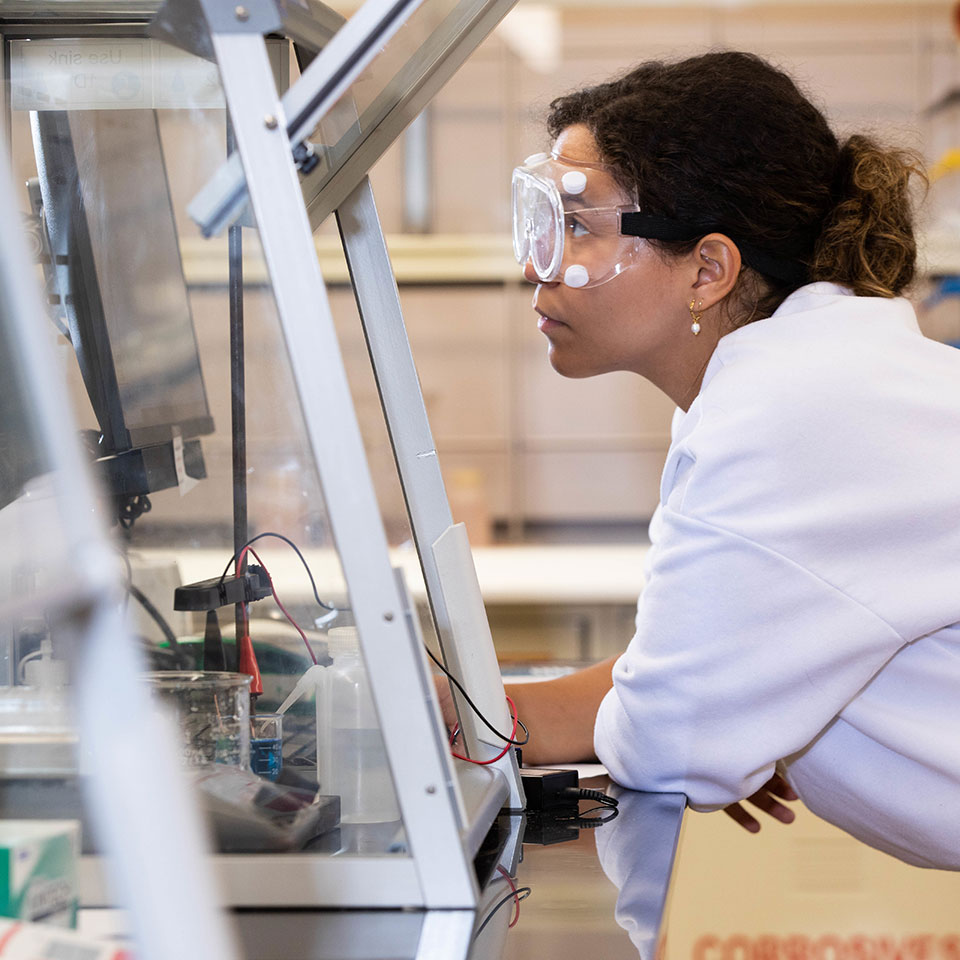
[811,135,925,298]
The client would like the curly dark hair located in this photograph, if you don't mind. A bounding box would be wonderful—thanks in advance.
[547,52,924,324]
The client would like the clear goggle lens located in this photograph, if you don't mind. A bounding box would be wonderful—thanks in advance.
[512,167,563,281]
[511,153,641,289]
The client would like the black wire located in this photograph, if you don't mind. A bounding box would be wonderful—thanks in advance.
[117,550,133,588]
[113,546,133,611]
[426,645,529,747]
[577,788,618,807]
[577,806,619,826]
[129,584,186,664]
[219,531,339,611]
[473,886,532,938]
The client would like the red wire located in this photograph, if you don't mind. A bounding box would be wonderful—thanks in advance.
[496,865,522,928]
[450,695,518,765]
[237,546,317,665]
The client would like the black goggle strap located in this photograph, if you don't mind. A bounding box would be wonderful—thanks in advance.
[619,212,809,287]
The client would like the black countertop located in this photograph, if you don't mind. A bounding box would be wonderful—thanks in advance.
[233,782,686,960]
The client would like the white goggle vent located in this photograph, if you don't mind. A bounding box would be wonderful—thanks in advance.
[560,170,588,195]
[563,264,590,288]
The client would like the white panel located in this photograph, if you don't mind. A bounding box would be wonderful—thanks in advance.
[431,523,513,744]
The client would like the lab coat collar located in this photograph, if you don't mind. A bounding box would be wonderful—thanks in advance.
[690,282,920,410]
[768,281,918,330]
[772,281,854,317]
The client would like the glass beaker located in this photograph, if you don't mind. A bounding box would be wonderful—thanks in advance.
[144,671,251,769]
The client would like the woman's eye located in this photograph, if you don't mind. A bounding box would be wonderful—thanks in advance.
[568,218,590,238]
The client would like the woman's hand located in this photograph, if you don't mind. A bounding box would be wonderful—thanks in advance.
[433,656,616,766]
[433,672,458,729]
[723,772,798,833]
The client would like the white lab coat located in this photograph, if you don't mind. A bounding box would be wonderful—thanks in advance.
[594,282,960,869]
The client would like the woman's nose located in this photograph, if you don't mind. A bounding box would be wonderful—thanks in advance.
[523,259,560,286]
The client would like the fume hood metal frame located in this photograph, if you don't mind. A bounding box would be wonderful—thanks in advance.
[191,0,524,909]
[1,0,524,912]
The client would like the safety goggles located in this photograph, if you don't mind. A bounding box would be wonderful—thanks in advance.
[512,152,642,288]
[512,151,811,289]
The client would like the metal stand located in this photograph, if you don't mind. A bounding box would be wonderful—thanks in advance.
[227,120,247,658]
[337,178,523,809]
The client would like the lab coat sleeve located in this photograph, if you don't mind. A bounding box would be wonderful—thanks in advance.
[594,505,907,809]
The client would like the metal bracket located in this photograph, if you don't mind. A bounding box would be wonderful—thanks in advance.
[187,0,423,236]
[198,0,282,35]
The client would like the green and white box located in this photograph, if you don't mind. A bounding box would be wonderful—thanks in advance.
[0,821,79,928]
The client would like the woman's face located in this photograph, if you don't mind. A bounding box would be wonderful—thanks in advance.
[526,124,698,384]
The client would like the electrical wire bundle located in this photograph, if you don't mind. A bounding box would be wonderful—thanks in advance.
[223,532,530,765]
[122,529,531,766]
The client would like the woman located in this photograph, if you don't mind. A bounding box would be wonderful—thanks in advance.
[500,51,960,869]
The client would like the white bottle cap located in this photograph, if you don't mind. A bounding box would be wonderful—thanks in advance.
[560,170,587,195]
[563,263,590,288]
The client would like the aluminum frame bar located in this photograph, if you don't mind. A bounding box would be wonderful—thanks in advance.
[206,23,478,908]
[190,0,423,236]
[281,0,423,141]
[336,177,524,809]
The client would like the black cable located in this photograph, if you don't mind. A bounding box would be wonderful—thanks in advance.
[117,550,133,588]
[219,531,339,611]
[576,788,618,807]
[113,546,133,611]
[426,645,529,747]
[557,786,618,806]
[129,584,183,657]
[577,806,619,827]
[473,886,531,938]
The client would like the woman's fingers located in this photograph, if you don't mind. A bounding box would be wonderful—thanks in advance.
[746,787,796,824]
[764,772,798,802]
[432,673,458,728]
[723,775,799,832]
[723,802,761,833]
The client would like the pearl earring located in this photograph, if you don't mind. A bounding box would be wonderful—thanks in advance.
[688,299,703,336]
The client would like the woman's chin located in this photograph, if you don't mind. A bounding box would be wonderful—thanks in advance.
[547,346,595,379]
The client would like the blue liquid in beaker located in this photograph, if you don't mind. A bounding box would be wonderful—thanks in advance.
[251,737,282,781]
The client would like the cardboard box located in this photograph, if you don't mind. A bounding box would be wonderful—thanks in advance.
[0,821,79,929]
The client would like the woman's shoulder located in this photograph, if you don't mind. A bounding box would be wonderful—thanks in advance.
[698,285,949,426]
[665,287,960,519]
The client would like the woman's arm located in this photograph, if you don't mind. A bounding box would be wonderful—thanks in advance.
[434,659,798,830]
[434,656,617,766]
[504,656,617,766]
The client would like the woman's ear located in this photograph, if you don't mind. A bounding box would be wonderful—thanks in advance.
[692,234,741,308]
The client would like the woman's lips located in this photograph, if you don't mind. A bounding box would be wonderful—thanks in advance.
[537,312,567,333]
